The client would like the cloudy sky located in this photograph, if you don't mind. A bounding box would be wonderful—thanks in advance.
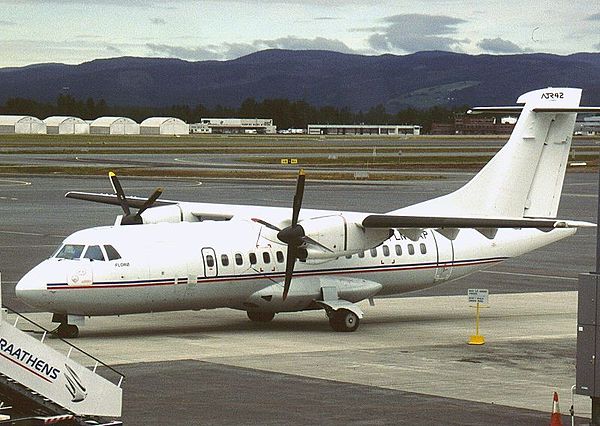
[0,0,598,68]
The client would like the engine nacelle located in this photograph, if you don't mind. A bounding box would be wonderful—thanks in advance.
[300,214,390,260]
[138,204,198,224]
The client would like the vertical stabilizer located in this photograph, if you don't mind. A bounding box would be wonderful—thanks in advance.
[394,87,582,219]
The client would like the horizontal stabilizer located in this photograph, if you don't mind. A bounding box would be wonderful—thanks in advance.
[362,215,595,229]
[468,106,600,114]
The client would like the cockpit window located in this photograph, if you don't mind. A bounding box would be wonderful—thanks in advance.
[84,245,105,261]
[104,245,121,260]
[55,244,85,260]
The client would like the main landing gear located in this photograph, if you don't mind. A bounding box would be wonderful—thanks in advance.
[327,308,360,332]
[247,311,276,323]
[52,314,80,338]
[245,308,360,332]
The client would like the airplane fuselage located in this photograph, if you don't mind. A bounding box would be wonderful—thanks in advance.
[16,219,575,317]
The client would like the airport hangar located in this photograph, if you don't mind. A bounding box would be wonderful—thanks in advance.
[0,115,190,136]
[0,115,46,134]
[44,116,90,134]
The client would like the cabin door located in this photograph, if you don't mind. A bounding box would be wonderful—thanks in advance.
[201,247,218,278]
[433,231,454,281]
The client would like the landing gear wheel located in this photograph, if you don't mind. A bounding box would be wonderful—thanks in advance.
[247,311,275,323]
[55,323,79,339]
[329,309,360,332]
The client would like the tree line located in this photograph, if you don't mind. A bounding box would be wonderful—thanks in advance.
[0,95,467,132]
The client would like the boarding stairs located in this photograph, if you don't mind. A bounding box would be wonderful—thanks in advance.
[0,273,123,425]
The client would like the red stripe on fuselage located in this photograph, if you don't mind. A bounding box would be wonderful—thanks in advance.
[44,258,504,290]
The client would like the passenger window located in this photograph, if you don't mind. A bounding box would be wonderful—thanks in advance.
[55,244,85,260]
[382,245,390,257]
[276,251,284,263]
[206,255,215,267]
[370,248,377,257]
[420,243,427,254]
[235,253,243,266]
[221,254,229,267]
[358,251,365,258]
[83,245,104,261]
[249,253,257,265]
[263,252,271,264]
[395,245,402,256]
[408,244,415,255]
[104,245,121,260]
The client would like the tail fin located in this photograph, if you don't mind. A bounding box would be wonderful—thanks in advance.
[395,87,585,219]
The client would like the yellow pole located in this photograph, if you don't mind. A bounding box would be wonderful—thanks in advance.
[475,302,480,335]
[468,301,485,345]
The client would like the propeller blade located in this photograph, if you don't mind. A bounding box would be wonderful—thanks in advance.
[291,169,305,226]
[301,235,333,253]
[108,172,131,216]
[251,218,282,232]
[137,187,163,217]
[282,245,297,301]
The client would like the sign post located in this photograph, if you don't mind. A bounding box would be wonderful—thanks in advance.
[468,289,489,345]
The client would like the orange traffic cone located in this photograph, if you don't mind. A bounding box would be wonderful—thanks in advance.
[550,391,563,426]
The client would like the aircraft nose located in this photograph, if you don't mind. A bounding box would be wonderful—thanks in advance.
[15,262,51,306]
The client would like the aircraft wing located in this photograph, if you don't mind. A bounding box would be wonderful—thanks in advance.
[361,214,595,240]
[65,191,177,208]
[362,215,595,229]
[65,191,341,223]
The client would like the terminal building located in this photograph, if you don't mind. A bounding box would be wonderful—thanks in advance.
[431,114,516,135]
[190,118,276,134]
[575,116,600,135]
[307,124,421,136]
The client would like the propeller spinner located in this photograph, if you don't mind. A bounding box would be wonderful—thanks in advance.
[108,172,163,225]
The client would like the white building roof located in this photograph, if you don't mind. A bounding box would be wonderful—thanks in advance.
[140,117,187,127]
[43,116,87,126]
[90,116,138,127]
[0,115,43,125]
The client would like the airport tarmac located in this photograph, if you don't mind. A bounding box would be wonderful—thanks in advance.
[8,292,587,424]
[0,171,597,424]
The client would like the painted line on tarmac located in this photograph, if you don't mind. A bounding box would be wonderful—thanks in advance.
[0,244,57,248]
[0,179,31,187]
[563,193,597,198]
[501,333,576,340]
[0,230,66,238]
[480,270,577,281]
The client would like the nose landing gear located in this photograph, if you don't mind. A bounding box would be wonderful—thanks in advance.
[51,313,80,338]
[55,323,79,339]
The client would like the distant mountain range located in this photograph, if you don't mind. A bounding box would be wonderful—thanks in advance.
[1,50,599,112]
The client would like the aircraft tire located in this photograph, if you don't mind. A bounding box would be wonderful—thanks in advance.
[247,311,275,322]
[56,323,79,339]
[329,309,359,332]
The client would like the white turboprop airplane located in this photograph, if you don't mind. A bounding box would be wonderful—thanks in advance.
[14,88,600,338]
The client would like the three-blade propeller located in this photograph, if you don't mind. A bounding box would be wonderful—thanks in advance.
[108,172,163,225]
